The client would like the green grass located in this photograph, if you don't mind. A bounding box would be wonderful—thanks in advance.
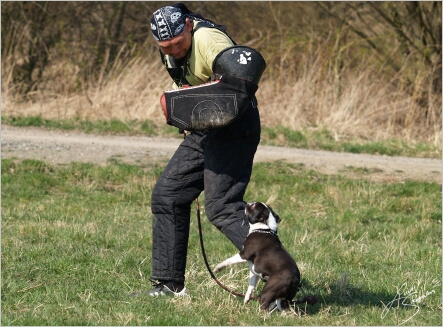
[2,115,441,158]
[1,116,181,138]
[260,126,441,158]
[1,158,441,325]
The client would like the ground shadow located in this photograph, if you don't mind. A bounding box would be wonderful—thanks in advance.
[290,278,403,316]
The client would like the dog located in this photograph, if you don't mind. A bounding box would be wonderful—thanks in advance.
[214,202,302,311]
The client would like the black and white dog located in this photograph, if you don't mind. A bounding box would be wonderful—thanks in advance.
[214,202,302,311]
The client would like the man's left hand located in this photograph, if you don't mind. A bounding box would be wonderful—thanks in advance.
[160,93,168,121]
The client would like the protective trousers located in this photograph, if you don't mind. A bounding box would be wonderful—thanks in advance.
[150,102,261,284]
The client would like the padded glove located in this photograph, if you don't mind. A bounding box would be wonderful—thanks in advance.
[160,85,191,122]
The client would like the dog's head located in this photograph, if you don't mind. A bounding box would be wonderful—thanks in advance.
[245,202,281,232]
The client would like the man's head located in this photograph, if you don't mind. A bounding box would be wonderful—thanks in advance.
[150,5,193,59]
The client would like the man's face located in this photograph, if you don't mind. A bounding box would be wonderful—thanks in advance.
[157,18,192,59]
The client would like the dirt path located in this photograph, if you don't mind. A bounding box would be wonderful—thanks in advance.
[1,125,441,184]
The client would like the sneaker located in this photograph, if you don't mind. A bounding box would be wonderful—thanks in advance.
[147,282,187,297]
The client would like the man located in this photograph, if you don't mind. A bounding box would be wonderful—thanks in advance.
[147,3,263,297]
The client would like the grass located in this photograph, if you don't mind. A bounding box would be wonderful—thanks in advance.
[1,158,441,325]
[260,126,441,158]
[1,115,180,138]
[2,115,441,158]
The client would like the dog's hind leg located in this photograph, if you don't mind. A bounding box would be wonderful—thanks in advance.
[276,299,283,311]
[259,278,290,311]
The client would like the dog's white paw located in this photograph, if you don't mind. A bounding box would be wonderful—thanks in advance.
[213,264,224,273]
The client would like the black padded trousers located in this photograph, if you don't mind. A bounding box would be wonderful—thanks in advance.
[150,103,261,284]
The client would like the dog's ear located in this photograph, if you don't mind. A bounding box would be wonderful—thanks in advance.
[256,210,267,223]
[246,202,263,224]
[252,202,267,223]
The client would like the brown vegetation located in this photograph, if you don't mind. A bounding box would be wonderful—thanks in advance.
[1,1,441,145]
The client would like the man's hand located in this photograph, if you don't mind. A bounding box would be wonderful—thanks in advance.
[160,93,168,121]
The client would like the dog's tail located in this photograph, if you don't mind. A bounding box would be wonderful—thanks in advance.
[289,295,318,306]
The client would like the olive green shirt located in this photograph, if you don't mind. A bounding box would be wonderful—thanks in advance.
[167,20,234,89]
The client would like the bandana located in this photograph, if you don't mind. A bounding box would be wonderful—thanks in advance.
[150,6,186,41]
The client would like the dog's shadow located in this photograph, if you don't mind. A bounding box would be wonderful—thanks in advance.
[293,277,399,315]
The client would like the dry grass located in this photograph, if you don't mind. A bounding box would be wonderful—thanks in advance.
[258,44,441,146]
[2,56,169,123]
[2,45,441,147]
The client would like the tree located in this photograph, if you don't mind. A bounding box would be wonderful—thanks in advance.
[315,1,442,97]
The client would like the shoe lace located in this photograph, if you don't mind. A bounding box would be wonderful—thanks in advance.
[149,278,163,287]
[149,279,183,293]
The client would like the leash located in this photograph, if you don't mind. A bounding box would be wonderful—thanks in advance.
[195,197,256,300]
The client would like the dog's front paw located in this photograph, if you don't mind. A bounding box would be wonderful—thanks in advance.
[244,291,253,304]
[213,264,224,273]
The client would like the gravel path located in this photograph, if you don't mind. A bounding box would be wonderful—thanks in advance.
[1,125,441,183]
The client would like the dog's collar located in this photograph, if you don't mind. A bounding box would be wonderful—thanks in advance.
[249,228,277,236]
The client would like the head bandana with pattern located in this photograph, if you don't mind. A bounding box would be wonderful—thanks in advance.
[150,6,186,41]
